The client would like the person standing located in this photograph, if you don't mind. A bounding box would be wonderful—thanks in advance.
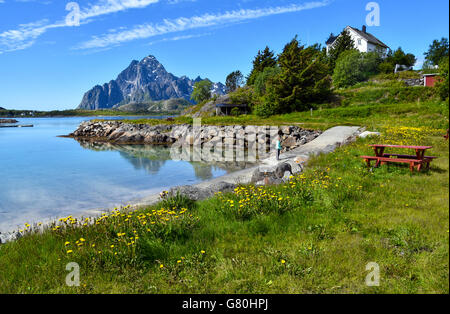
[276,131,282,160]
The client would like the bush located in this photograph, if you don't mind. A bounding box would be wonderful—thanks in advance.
[378,61,395,74]
[217,185,294,220]
[159,191,196,211]
[333,51,382,88]
[371,71,420,81]
[230,107,241,116]
[254,101,279,117]
[435,56,449,100]
[229,86,255,106]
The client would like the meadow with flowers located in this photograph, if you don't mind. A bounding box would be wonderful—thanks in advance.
[0,86,448,293]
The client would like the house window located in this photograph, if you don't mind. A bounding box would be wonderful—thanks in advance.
[358,39,362,45]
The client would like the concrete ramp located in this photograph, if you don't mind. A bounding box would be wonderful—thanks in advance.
[279,126,362,159]
[137,125,363,206]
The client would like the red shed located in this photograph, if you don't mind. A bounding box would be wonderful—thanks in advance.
[423,73,440,87]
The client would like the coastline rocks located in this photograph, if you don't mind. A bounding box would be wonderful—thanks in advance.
[68,121,322,151]
[69,121,177,144]
[0,119,18,124]
[169,181,236,201]
[358,131,381,138]
[252,162,294,185]
[0,231,22,244]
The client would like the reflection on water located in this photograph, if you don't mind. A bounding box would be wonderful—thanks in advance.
[74,139,256,181]
[0,117,255,232]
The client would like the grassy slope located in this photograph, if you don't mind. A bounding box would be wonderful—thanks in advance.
[0,86,448,294]
[118,85,446,130]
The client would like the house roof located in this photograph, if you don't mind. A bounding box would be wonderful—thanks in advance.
[326,34,338,45]
[347,26,389,49]
[327,26,389,50]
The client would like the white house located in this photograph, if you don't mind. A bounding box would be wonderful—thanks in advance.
[326,25,389,57]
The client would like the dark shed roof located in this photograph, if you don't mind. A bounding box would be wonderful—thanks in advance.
[215,103,248,108]
[326,34,338,45]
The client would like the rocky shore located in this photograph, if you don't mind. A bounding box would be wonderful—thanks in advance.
[67,120,322,153]
[0,119,18,124]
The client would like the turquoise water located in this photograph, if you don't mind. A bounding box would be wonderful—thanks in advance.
[0,117,238,232]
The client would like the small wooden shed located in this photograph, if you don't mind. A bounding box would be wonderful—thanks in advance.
[423,73,440,87]
[215,103,248,116]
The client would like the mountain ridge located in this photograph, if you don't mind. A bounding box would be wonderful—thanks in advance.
[77,55,225,110]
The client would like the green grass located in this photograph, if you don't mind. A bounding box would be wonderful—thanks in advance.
[0,105,448,293]
[0,82,448,293]
[118,99,448,132]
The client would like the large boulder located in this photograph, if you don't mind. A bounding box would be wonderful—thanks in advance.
[251,162,293,184]
[282,136,297,148]
[169,181,236,200]
[358,131,380,138]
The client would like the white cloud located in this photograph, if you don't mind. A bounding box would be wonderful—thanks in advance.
[79,0,159,20]
[147,32,211,45]
[0,0,160,53]
[0,19,66,53]
[76,1,331,49]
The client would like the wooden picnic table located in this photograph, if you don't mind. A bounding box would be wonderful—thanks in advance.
[361,144,436,172]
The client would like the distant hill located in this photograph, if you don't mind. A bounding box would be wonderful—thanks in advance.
[78,55,226,110]
[115,98,191,113]
[0,107,5,110]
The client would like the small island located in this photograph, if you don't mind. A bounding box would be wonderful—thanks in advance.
[0,118,33,128]
[0,119,18,124]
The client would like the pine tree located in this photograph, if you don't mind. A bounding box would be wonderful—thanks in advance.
[261,36,331,115]
[328,29,356,71]
[247,46,277,85]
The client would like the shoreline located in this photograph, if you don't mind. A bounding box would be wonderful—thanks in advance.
[0,125,363,244]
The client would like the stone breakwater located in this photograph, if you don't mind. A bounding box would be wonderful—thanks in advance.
[68,120,322,153]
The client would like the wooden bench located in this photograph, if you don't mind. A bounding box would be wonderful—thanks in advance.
[361,156,427,172]
[361,144,436,172]
[382,153,436,160]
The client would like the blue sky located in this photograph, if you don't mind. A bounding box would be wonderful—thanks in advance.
[0,0,448,110]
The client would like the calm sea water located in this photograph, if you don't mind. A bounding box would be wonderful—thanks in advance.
[0,117,242,232]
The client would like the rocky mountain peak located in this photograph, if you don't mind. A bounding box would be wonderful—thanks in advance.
[78,55,225,110]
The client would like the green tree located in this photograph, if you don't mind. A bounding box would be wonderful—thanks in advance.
[257,37,331,116]
[225,70,244,93]
[435,56,449,100]
[253,66,281,96]
[424,37,449,66]
[392,47,416,67]
[378,49,394,73]
[230,107,241,116]
[190,80,212,104]
[327,29,356,71]
[378,47,416,73]
[247,46,277,85]
[333,50,382,88]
